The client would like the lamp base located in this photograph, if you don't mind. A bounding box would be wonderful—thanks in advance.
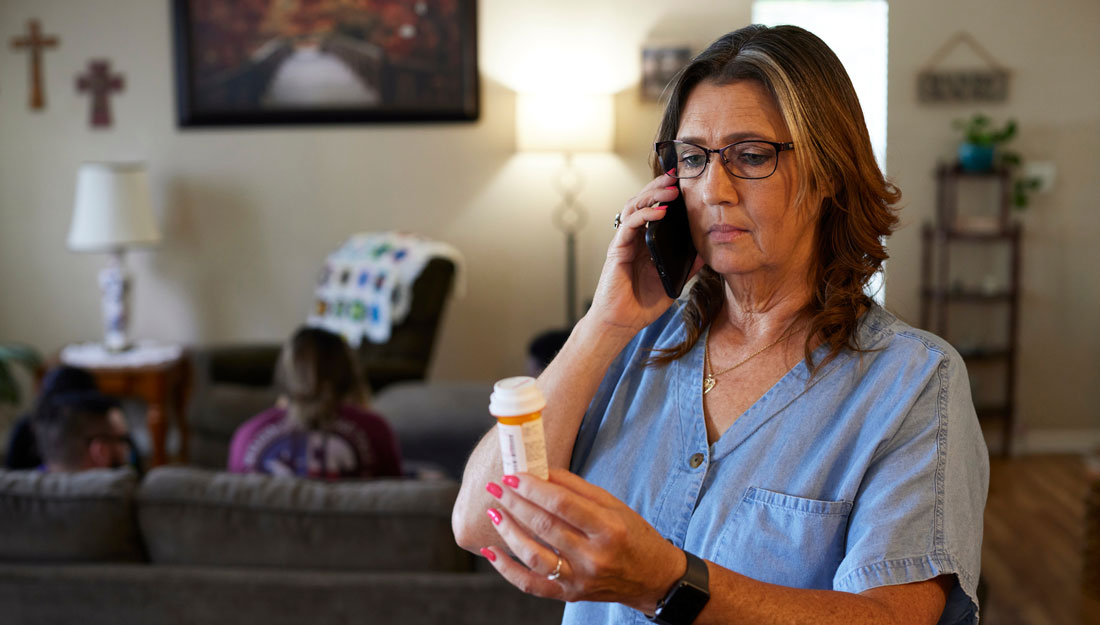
[99,251,131,352]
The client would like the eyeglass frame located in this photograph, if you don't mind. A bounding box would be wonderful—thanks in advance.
[655,139,795,180]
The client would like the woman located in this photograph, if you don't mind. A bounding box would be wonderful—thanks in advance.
[453,25,988,625]
[228,326,402,479]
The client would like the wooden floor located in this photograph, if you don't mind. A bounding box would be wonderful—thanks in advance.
[981,454,1100,625]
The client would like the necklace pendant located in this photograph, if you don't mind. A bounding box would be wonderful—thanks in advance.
[702,375,716,395]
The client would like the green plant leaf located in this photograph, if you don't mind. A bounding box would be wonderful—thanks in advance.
[0,343,43,368]
[0,362,19,405]
[1000,151,1021,168]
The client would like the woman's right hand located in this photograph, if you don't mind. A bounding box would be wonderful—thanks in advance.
[586,170,701,337]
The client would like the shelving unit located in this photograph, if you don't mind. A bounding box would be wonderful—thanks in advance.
[920,165,1021,456]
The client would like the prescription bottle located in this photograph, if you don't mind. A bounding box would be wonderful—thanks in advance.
[489,376,549,479]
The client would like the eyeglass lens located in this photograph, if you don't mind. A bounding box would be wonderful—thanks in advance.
[658,141,782,180]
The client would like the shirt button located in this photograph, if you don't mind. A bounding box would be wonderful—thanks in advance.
[689,453,705,469]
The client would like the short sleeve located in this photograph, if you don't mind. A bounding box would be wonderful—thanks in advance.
[569,304,683,473]
[834,344,989,625]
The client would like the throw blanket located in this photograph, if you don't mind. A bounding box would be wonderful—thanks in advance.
[307,232,464,346]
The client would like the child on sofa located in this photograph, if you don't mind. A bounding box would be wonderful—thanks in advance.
[227,326,402,479]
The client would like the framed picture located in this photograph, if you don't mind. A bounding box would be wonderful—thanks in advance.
[171,0,478,126]
[641,44,692,102]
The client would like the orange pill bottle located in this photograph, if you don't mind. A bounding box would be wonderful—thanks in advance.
[489,376,549,479]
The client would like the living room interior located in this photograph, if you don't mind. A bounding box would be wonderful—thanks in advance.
[0,0,1097,624]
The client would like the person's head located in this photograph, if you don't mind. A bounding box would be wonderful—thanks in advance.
[652,24,900,371]
[526,329,571,377]
[275,326,369,429]
[38,365,98,400]
[33,390,130,472]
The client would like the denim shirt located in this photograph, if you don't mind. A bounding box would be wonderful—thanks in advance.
[565,303,989,625]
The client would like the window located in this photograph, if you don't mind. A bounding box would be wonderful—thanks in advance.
[752,0,889,303]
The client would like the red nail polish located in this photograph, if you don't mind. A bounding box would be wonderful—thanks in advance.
[487,508,502,525]
[666,168,676,175]
[665,186,677,190]
[502,475,519,488]
[486,482,503,499]
[653,205,668,211]
[480,547,497,562]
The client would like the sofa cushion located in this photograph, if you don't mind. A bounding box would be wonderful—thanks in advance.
[137,467,470,572]
[0,468,144,562]
[187,383,278,469]
[373,380,495,479]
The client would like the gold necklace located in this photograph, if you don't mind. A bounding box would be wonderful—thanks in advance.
[703,329,790,395]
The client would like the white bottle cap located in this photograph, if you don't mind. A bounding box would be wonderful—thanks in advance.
[489,376,546,417]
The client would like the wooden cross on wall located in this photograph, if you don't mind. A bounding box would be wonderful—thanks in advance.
[10,19,59,110]
[77,60,125,128]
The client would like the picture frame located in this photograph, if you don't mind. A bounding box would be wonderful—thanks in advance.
[171,0,479,127]
[641,43,692,102]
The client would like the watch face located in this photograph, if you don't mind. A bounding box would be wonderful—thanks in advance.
[652,552,710,625]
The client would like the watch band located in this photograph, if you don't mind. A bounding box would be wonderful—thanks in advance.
[647,550,710,625]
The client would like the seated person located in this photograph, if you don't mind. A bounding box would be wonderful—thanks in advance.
[33,390,133,472]
[526,329,571,378]
[5,365,99,469]
[228,326,403,479]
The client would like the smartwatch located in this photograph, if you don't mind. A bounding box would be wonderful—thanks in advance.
[647,549,710,625]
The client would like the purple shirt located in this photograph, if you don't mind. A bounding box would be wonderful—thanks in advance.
[228,404,402,479]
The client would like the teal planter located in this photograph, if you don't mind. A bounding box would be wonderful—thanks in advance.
[958,143,995,172]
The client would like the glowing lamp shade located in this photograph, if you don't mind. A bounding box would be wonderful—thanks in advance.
[68,162,161,252]
[515,93,614,153]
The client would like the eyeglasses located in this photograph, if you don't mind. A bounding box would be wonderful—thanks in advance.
[655,139,795,180]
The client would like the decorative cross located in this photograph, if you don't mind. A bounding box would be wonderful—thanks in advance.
[10,19,59,110]
[77,60,125,128]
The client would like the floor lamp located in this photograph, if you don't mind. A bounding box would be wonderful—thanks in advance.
[515,93,614,325]
[67,162,161,352]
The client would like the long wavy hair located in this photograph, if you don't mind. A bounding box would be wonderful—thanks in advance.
[649,24,900,374]
[276,326,369,429]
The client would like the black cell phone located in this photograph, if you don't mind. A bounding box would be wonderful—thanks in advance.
[645,188,697,299]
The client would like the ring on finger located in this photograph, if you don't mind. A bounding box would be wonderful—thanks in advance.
[613,212,622,230]
[546,554,564,581]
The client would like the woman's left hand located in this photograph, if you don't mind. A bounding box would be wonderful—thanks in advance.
[481,469,686,612]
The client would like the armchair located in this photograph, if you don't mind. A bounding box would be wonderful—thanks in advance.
[187,257,456,469]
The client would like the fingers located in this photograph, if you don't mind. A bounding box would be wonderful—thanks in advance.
[487,504,564,573]
[547,469,624,509]
[501,472,608,536]
[480,544,569,599]
[616,171,680,235]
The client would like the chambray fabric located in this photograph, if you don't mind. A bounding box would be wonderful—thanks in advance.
[564,303,988,625]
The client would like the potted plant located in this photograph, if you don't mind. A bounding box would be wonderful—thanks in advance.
[953,113,1016,172]
[0,343,42,407]
[952,113,1042,209]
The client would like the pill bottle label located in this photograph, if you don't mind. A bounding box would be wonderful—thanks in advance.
[496,417,549,479]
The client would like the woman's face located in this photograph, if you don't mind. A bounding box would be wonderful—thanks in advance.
[676,80,819,284]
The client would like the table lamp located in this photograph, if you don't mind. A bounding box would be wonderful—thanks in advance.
[67,162,161,352]
[515,92,614,325]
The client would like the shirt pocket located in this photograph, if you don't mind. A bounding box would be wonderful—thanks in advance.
[713,487,852,590]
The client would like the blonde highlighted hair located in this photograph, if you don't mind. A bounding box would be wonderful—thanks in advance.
[651,24,900,374]
[276,326,369,429]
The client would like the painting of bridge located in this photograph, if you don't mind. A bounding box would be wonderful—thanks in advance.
[172,0,478,125]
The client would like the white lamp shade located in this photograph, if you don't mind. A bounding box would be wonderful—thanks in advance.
[515,93,614,153]
[68,162,161,252]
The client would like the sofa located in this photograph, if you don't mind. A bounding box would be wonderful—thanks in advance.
[0,466,565,625]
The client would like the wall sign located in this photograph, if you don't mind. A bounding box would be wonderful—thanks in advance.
[917,32,1010,104]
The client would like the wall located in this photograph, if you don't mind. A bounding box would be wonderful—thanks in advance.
[0,0,1096,450]
[887,0,1100,449]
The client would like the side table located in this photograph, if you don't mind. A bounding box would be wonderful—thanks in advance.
[60,342,191,467]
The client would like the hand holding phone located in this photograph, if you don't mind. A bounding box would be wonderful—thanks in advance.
[644,187,698,299]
